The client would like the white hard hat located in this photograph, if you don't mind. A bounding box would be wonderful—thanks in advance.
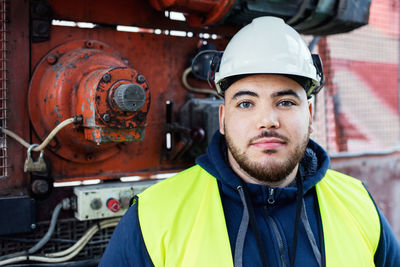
[214,16,324,96]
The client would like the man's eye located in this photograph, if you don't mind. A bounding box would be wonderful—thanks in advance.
[278,100,295,107]
[238,102,253,109]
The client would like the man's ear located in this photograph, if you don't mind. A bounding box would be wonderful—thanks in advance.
[308,99,314,133]
[219,104,225,135]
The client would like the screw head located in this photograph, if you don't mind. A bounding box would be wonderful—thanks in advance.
[136,74,146,84]
[103,113,110,122]
[31,224,36,230]
[102,73,111,82]
[85,41,93,48]
[46,54,57,65]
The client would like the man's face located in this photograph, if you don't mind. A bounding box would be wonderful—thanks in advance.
[219,74,313,186]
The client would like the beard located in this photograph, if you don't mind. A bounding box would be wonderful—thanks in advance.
[225,127,310,184]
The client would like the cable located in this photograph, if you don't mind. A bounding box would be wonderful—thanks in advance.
[29,203,63,254]
[0,218,119,266]
[0,201,65,262]
[46,218,120,257]
[182,67,222,99]
[0,128,30,148]
[0,117,77,152]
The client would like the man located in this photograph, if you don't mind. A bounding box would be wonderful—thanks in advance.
[100,17,400,266]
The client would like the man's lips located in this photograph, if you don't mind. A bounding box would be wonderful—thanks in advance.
[250,137,286,149]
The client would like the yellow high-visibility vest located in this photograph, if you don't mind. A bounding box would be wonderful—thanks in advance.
[138,165,380,267]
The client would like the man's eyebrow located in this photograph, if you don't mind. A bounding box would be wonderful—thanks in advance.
[231,90,258,100]
[271,89,301,99]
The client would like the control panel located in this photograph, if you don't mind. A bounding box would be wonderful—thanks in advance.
[73,179,159,221]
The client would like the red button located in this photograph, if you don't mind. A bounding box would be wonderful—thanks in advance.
[106,198,121,213]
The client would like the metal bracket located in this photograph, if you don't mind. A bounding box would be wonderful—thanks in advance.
[24,144,47,172]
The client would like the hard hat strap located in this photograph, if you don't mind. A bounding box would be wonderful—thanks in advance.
[308,54,325,96]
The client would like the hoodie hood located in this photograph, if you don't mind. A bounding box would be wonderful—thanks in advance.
[196,131,330,205]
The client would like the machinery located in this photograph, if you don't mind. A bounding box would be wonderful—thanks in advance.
[1,0,399,265]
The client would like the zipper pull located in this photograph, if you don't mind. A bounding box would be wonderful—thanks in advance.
[267,188,275,205]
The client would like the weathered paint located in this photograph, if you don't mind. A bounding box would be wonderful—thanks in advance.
[29,40,151,163]
[21,0,230,183]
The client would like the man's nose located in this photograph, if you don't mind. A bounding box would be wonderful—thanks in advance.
[256,108,279,130]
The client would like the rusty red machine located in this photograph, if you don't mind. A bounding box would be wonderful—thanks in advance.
[1,0,399,265]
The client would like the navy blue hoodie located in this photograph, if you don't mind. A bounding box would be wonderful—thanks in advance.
[100,132,400,266]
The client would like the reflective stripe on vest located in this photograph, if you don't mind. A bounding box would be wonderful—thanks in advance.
[138,165,380,267]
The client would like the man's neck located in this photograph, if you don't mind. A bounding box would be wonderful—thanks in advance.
[239,166,298,188]
[227,151,298,188]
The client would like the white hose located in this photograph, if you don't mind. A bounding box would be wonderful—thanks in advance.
[46,218,120,257]
[0,128,30,148]
[1,117,76,152]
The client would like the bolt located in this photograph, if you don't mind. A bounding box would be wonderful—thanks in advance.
[31,179,49,195]
[85,41,93,48]
[102,73,111,83]
[34,2,49,16]
[46,54,57,65]
[35,21,49,35]
[136,74,146,84]
[31,224,36,230]
[103,113,110,122]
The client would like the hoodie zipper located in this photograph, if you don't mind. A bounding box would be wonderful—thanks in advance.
[267,188,275,204]
[265,188,288,267]
[268,215,287,267]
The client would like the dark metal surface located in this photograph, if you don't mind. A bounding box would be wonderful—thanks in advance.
[0,196,35,235]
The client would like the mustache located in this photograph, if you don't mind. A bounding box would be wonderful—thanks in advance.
[248,130,289,145]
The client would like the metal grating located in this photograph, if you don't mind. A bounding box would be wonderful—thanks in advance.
[310,0,400,156]
[0,218,115,261]
[0,0,7,178]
